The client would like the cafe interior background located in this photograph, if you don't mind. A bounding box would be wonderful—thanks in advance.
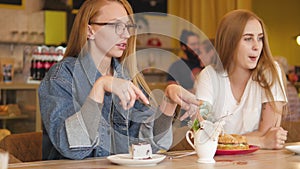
[0,0,299,153]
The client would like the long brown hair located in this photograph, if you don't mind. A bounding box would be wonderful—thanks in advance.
[64,0,151,95]
[215,9,286,113]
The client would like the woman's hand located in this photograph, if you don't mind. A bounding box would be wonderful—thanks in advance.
[165,84,200,109]
[89,76,149,110]
[261,127,288,149]
[179,100,210,121]
[249,102,287,149]
[160,84,201,117]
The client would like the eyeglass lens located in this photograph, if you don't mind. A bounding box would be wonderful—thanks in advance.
[115,22,136,35]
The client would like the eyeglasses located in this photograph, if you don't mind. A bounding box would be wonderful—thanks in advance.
[89,22,137,35]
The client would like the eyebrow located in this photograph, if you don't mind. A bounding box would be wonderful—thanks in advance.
[103,18,121,23]
[94,18,128,23]
[109,18,130,23]
[243,33,264,36]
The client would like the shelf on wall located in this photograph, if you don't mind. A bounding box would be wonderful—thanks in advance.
[0,41,44,46]
[0,82,39,89]
[0,82,41,132]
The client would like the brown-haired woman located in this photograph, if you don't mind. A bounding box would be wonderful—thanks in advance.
[194,9,288,149]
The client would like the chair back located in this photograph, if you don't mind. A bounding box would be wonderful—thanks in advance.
[0,132,42,162]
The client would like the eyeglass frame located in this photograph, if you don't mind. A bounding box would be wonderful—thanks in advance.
[89,22,138,35]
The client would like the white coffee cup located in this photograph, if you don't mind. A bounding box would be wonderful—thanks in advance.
[0,151,9,169]
[186,120,223,163]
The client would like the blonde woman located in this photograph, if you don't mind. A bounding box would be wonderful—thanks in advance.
[194,9,288,149]
[39,0,199,160]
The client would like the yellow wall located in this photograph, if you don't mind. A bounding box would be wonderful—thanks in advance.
[167,0,300,66]
[252,0,300,66]
[167,0,252,39]
[44,11,67,45]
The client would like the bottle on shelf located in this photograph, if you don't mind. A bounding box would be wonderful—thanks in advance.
[28,45,65,83]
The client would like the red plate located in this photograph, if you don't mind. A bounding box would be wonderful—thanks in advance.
[215,145,259,155]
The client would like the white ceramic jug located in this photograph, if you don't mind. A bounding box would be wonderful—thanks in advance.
[186,120,224,163]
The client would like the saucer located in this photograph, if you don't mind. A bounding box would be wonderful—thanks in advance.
[107,154,166,166]
[285,145,300,154]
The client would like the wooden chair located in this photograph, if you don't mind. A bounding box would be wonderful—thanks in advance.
[0,132,42,162]
[0,148,21,163]
[281,120,300,142]
[0,129,11,141]
[169,123,193,151]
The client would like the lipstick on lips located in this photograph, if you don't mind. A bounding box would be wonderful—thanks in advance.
[116,43,127,50]
[249,56,257,61]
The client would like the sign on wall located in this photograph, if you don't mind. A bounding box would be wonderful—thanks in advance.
[0,0,25,9]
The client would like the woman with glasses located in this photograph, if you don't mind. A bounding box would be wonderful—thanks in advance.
[39,0,200,160]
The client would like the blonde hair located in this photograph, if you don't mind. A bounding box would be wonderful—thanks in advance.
[64,0,151,96]
[215,9,286,113]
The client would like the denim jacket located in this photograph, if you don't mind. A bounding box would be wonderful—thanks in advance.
[39,54,173,160]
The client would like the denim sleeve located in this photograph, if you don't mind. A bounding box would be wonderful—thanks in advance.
[39,76,101,160]
[65,97,102,149]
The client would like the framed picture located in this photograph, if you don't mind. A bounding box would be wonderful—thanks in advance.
[0,0,25,9]
[128,0,167,14]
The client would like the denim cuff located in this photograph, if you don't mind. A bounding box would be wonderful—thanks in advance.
[65,97,102,149]
[81,97,103,140]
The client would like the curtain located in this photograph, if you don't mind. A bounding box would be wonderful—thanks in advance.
[168,0,252,39]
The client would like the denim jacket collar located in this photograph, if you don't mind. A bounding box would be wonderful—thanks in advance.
[80,53,100,85]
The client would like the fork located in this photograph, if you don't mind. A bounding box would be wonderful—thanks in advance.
[167,151,197,159]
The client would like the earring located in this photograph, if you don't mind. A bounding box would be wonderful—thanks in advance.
[87,25,95,40]
[88,35,95,40]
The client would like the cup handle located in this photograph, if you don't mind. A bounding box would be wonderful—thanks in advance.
[186,130,195,149]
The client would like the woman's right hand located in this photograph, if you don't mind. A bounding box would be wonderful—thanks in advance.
[89,76,149,110]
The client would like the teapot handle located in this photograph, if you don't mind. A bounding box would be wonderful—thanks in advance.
[185,130,195,149]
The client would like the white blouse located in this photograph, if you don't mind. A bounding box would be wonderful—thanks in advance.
[194,62,287,134]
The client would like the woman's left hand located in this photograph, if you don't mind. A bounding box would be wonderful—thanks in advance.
[262,127,288,149]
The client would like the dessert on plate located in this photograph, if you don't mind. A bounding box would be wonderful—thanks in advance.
[130,142,152,160]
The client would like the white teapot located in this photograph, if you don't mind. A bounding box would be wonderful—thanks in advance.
[186,120,224,163]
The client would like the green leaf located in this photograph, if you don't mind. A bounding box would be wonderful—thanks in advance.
[192,119,200,132]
